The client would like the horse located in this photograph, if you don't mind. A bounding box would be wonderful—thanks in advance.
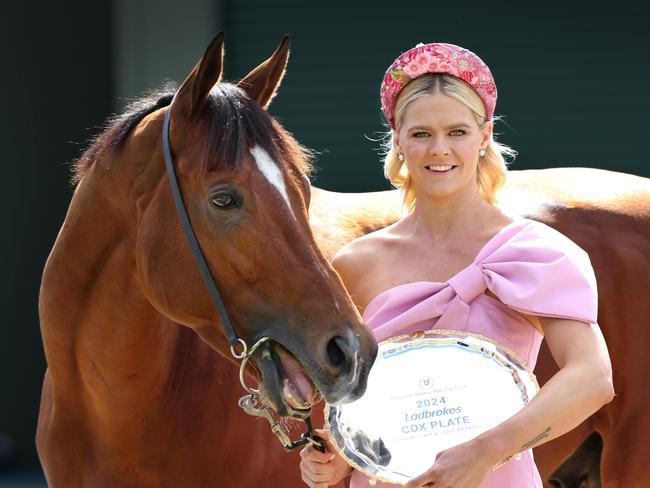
[36,34,378,487]
[309,167,650,487]
[546,432,603,488]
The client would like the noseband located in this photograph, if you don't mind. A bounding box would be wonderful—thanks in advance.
[161,108,324,452]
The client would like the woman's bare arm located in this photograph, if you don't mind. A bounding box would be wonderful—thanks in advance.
[405,318,614,488]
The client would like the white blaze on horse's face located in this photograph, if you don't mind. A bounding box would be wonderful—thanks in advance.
[250,145,295,217]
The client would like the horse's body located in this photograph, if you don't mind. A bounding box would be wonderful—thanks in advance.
[38,333,308,486]
[310,167,650,487]
[37,36,378,487]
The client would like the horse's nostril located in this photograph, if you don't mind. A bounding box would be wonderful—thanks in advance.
[326,336,349,373]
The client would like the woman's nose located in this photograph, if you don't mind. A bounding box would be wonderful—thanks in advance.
[427,137,449,157]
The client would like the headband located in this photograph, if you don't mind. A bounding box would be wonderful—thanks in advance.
[380,42,497,129]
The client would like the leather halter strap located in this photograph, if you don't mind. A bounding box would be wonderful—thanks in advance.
[161,108,244,356]
[161,107,325,452]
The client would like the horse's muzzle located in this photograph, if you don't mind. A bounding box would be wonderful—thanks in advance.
[252,326,378,418]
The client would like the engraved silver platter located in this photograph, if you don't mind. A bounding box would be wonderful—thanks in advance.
[325,329,539,485]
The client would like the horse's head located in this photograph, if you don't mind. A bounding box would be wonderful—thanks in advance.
[128,34,376,418]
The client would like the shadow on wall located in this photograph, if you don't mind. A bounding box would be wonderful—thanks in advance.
[0,434,45,487]
[0,473,47,488]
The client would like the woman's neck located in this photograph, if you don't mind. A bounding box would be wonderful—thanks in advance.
[407,188,505,243]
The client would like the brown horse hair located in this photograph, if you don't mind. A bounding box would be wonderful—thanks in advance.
[72,82,313,185]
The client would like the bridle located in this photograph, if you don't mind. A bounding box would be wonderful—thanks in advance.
[161,108,324,452]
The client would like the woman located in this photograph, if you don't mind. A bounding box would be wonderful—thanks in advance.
[299,43,614,488]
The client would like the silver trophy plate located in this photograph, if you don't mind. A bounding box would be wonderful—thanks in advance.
[325,329,539,485]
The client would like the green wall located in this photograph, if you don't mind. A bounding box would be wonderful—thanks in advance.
[224,0,650,191]
[2,1,113,473]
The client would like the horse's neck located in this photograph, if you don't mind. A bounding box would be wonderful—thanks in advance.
[40,173,184,403]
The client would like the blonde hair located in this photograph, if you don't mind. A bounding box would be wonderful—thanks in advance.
[383,74,516,212]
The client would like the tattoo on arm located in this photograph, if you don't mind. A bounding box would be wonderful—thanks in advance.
[521,427,551,450]
[492,427,552,470]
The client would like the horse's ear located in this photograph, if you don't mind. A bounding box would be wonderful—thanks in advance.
[237,35,290,109]
[172,32,225,119]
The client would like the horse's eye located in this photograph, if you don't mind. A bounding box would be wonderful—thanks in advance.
[211,193,237,209]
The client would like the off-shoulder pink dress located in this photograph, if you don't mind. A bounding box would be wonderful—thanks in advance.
[349,218,598,488]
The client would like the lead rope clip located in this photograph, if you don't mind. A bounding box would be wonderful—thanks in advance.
[238,394,325,452]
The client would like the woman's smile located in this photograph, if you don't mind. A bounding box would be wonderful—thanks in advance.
[424,164,456,173]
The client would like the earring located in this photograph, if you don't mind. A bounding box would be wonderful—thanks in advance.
[479,148,486,157]
[398,153,404,161]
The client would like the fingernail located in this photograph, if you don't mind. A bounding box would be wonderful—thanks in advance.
[329,454,336,461]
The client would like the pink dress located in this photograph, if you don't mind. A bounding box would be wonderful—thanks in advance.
[349,218,598,488]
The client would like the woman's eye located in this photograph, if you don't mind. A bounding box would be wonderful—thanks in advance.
[412,131,430,138]
[211,193,237,209]
[449,129,466,136]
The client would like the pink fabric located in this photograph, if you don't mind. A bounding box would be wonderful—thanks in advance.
[380,42,498,128]
[349,218,598,488]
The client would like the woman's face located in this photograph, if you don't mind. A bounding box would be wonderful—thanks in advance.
[395,92,492,202]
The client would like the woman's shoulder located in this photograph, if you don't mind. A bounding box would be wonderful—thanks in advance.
[333,225,396,273]
[331,221,405,296]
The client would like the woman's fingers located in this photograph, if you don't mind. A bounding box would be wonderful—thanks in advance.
[300,443,337,487]
[300,442,335,463]
[300,468,331,488]
[314,428,336,451]
[300,429,353,487]
[404,466,439,488]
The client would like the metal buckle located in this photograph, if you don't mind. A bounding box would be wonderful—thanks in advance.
[238,394,325,452]
[230,338,248,360]
[236,337,326,452]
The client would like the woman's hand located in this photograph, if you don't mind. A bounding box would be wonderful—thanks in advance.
[299,430,352,487]
[404,439,494,488]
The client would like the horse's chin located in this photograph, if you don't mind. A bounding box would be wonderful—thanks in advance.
[254,342,320,419]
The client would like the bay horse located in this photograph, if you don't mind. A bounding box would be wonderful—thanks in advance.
[309,168,650,488]
[37,34,378,487]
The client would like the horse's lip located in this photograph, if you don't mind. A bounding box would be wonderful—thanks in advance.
[278,348,319,405]
[254,341,318,419]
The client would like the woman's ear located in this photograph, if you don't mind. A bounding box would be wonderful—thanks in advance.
[393,132,402,154]
[480,121,493,148]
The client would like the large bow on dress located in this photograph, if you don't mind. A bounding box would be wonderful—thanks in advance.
[362,220,598,343]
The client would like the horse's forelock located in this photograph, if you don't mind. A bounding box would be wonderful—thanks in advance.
[72,82,313,187]
[201,84,313,179]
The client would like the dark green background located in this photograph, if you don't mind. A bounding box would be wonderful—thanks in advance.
[3,0,648,475]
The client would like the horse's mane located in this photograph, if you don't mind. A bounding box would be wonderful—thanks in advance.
[73,82,313,184]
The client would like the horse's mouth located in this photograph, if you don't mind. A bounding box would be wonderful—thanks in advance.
[254,341,320,419]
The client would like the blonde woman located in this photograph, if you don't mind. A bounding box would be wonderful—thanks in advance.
[299,43,614,488]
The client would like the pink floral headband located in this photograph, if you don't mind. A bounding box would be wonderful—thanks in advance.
[380,42,497,129]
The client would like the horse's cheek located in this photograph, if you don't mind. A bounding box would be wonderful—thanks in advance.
[135,209,195,313]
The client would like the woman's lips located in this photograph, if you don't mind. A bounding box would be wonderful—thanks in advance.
[425,164,455,173]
